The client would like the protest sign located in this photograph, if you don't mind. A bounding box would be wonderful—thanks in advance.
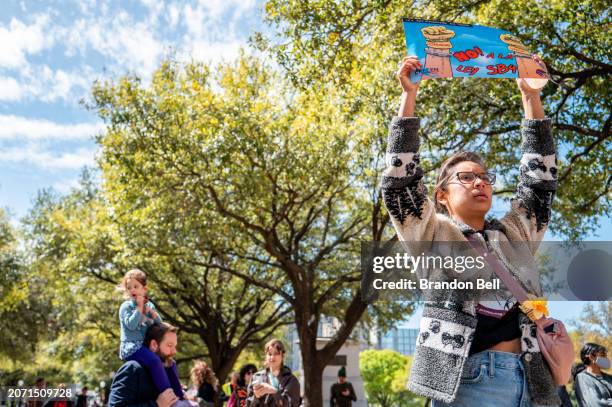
[403,18,549,87]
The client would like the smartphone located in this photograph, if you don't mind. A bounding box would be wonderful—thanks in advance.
[543,321,557,334]
[251,372,266,387]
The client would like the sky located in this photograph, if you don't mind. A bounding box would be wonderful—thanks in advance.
[0,0,266,219]
[1,1,610,236]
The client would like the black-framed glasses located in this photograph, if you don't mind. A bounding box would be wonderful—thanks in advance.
[450,171,496,185]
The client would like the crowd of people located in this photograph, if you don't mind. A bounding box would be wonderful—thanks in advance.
[110,269,363,407]
[8,265,609,407]
[104,264,610,407]
[107,319,303,407]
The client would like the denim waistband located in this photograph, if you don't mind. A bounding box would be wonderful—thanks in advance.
[466,350,523,371]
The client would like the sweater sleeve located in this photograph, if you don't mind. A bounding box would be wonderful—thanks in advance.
[381,117,438,244]
[119,301,143,331]
[575,373,612,406]
[329,384,336,407]
[146,302,162,324]
[502,118,557,245]
[347,383,357,401]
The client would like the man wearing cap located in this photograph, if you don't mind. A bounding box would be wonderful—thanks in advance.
[330,367,357,407]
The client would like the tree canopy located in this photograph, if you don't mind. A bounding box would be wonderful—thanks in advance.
[360,349,424,407]
[256,0,611,239]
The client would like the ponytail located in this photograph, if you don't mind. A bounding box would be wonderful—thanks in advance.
[571,363,586,380]
[573,342,608,379]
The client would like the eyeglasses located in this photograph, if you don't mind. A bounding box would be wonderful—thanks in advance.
[448,171,496,185]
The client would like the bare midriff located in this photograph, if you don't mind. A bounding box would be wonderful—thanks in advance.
[488,338,521,353]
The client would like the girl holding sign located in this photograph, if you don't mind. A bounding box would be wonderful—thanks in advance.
[382,56,562,406]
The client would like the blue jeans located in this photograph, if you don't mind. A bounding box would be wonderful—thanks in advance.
[432,351,544,407]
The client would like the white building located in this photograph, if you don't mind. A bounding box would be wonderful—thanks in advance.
[286,317,368,407]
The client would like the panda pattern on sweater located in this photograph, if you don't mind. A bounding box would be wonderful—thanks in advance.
[381,116,560,406]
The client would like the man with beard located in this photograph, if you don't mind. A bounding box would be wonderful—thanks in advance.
[108,323,182,407]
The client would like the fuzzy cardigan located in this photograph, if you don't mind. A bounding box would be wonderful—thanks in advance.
[381,116,560,405]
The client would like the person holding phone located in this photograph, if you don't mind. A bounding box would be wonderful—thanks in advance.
[246,339,300,407]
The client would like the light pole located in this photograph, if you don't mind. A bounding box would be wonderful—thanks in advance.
[99,382,106,406]
[17,381,25,407]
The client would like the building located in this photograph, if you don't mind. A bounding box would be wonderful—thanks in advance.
[376,327,419,355]
[286,317,368,407]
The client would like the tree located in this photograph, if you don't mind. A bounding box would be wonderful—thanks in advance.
[87,55,414,407]
[571,302,612,353]
[360,349,424,407]
[0,209,50,364]
[256,0,611,239]
[22,166,291,399]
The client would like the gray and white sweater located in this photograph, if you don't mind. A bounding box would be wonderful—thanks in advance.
[381,117,560,405]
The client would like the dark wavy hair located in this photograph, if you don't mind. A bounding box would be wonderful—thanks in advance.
[238,364,258,387]
[571,342,607,379]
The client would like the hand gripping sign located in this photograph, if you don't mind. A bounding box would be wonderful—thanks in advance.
[403,18,550,88]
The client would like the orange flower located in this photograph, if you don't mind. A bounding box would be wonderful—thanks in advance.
[520,295,549,321]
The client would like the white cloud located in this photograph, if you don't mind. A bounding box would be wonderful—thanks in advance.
[181,0,257,65]
[198,0,256,18]
[140,0,166,26]
[0,145,96,170]
[185,39,246,65]
[167,3,181,29]
[183,0,257,41]
[183,3,208,39]
[0,115,104,141]
[52,177,82,194]
[0,15,52,68]
[0,65,98,104]
[0,77,24,101]
[62,16,166,79]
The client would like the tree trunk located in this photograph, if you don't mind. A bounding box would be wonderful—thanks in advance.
[302,358,324,407]
[206,343,242,407]
[296,312,324,407]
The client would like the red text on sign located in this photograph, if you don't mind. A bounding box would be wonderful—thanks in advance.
[453,46,484,62]
[486,63,518,75]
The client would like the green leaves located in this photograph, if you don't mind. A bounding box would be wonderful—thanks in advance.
[360,349,424,406]
[258,0,611,239]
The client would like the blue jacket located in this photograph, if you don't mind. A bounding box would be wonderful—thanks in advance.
[119,300,162,342]
[119,300,162,359]
[108,360,159,407]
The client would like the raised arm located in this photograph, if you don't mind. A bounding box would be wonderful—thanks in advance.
[382,57,438,244]
[502,79,557,245]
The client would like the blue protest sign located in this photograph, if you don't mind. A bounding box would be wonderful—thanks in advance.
[403,18,550,83]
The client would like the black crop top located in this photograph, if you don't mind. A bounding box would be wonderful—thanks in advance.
[469,303,521,355]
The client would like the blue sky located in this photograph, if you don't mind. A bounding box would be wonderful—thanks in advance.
[1,1,609,237]
[0,0,266,219]
[2,2,609,235]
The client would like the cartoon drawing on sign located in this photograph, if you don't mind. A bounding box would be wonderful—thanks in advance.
[421,26,456,78]
[499,34,548,79]
[404,19,551,84]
